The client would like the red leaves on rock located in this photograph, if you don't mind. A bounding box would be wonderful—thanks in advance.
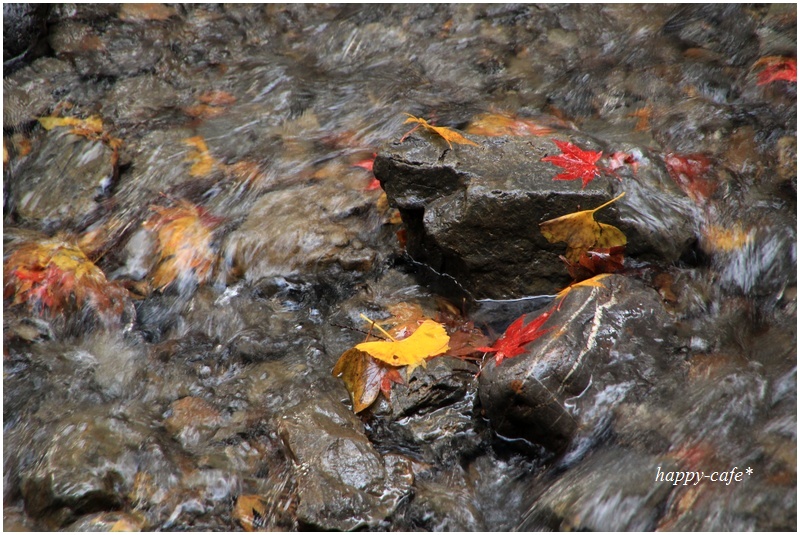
[563,246,626,282]
[754,56,797,86]
[4,238,128,324]
[541,139,603,188]
[477,309,553,366]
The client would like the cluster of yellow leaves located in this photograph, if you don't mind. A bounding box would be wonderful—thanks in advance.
[539,193,627,262]
[333,308,452,413]
[3,237,129,323]
[401,114,479,150]
[38,114,123,151]
[143,200,222,290]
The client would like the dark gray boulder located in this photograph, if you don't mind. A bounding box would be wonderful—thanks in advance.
[375,133,696,298]
[478,274,681,451]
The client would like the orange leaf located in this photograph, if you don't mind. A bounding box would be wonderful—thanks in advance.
[234,495,269,532]
[143,200,221,290]
[402,114,479,150]
[183,136,220,177]
[465,112,555,137]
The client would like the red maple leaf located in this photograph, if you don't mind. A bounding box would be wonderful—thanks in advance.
[755,57,797,86]
[353,153,381,190]
[541,139,603,188]
[476,309,553,366]
[380,367,405,398]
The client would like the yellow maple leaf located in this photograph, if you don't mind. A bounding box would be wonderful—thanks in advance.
[356,317,450,376]
[539,193,627,262]
[402,114,479,149]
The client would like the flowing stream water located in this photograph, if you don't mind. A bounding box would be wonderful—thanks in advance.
[3,4,796,531]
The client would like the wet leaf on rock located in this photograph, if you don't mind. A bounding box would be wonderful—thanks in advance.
[183,136,220,177]
[555,273,612,301]
[3,237,129,324]
[356,317,450,377]
[539,193,627,262]
[143,200,222,290]
[541,139,604,188]
[476,309,554,366]
[563,245,626,282]
[332,348,404,413]
[401,114,479,150]
[663,153,716,204]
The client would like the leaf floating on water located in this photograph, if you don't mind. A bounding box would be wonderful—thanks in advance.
[143,200,222,290]
[476,309,553,366]
[3,237,129,324]
[402,114,479,150]
[541,139,604,188]
[38,115,104,135]
[183,136,220,177]
[539,193,627,262]
[356,317,450,377]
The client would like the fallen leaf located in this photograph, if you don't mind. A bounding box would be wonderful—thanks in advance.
[541,139,604,188]
[605,151,639,174]
[143,200,222,290]
[402,114,479,150]
[556,273,612,301]
[353,153,381,190]
[198,90,236,106]
[183,136,220,177]
[476,309,553,366]
[753,56,797,85]
[38,115,104,135]
[332,349,383,413]
[663,153,716,204]
[234,495,269,532]
[627,106,653,132]
[465,112,555,137]
[701,223,752,252]
[356,318,450,376]
[539,193,627,262]
[3,237,128,324]
[563,245,626,281]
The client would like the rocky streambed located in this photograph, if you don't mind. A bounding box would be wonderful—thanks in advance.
[4,4,796,531]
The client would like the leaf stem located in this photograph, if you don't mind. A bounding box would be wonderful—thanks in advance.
[359,313,397,342]
[591,191,626,213]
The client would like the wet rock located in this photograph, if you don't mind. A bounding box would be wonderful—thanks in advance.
[7,129,116,232]
[403,474,484,531]
[3,58,78,129]
[19,409,149,521]
[519,447,674,531]
[163,396,224,450]
[375,134,695,298]
[277,394,413,530]
[102,74,180,124]
[222,181,383,284]
[3,4,50,74]
[478,275,681,451]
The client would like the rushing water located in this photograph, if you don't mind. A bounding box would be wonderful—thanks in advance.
[4,4,796,531]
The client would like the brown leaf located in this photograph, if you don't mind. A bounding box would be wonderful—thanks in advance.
[539,193,627,262]
[402,114,479,149]
[332,348,400,413]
